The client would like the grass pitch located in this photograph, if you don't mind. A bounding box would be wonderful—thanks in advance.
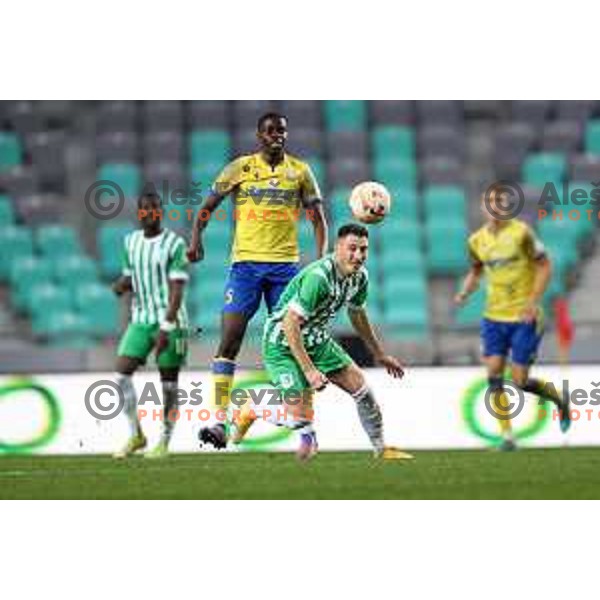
[1,447,599,499]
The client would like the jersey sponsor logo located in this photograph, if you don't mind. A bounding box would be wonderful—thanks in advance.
[484,255,519,269]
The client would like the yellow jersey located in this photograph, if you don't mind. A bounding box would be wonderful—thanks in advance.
[212,152,321,263]
[468,219,547,322]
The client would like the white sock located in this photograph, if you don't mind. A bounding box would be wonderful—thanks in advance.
[161,380,178,445]
[352,385,385,453]
[116,373,141,437]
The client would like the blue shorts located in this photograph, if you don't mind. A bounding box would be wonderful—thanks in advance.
[480,318,544,366]
[223,261,299,318]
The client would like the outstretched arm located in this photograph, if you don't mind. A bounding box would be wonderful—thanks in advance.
[310,203,328,259]
[348,307,405,378]
[187,191,226,262]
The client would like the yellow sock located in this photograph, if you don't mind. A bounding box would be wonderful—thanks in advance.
[231,403,257,443]
[212,357,235,414]
[492,390,513,439]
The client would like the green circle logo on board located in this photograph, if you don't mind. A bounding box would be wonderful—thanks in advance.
[0,379,61,454]
[461,375,551,445]
[232,371,294,451]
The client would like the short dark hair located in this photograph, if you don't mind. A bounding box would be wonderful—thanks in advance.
[337,223,369,239]
[257,111,287,131]
[137,191,162,208]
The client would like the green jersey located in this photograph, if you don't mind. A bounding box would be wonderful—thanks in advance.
[121,228,189,326]
[264,255,368,349]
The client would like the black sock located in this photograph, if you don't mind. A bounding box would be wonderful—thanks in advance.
[522,378,563,407]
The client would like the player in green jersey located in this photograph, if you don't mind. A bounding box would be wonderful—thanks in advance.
[233,223,414,461]
[112,192,190,459]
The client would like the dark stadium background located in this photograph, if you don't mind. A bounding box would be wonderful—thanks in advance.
[0,100,597,374]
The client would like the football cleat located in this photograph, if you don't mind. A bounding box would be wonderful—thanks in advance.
[379,447,414,461]
[144,439,169,460]
[296,431,319,462]
[198,423,228,450]
[559,394,572,434]
[497,439,517,452]
[113,432,147,459]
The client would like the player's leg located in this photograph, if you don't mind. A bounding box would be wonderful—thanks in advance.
[146,328,189,458]
[200,263,262,449]
[264,262,299,314]
[113,324,155,458]
[233,342,318,460]
[480,319,514,450]
[322,341,412,460]
[510,321,571,433]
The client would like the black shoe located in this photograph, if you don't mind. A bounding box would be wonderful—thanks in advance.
[198,423,227,449]
[497,439,517,452]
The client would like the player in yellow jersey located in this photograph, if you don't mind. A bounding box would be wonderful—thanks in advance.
[187,112,328,448]
[455,188,571,451]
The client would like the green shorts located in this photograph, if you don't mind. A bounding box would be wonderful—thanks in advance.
[263,337,353,394]
[117,323,188,369]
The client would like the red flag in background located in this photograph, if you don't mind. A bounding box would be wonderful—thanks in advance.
[554,297,574,364]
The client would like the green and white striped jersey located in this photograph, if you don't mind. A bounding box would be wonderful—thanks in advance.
[121,228,189,326]
[263,255,368,349]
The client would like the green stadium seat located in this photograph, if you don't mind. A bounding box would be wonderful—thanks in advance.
[379,247,425,280]
[0,195,15,225]
[98,224,133,278]
[73,282,119,337]
[329,187,353,226]
[388,186,419,224]
[426,221,468,274]
[42,311,95,349]
[382,275,427,300]
[584,120,600,154]
[0,132,22,172]
[335,300,384,331]
[0,226,34,280]
[523,152,566,188]
[562,182,597,238]
[379,220,423,254]
[543,239,578,275]
[98,163,142,199]
[537,217,586,245]
[28,283,73,318]
[191,274,226,299]
[190,162,222,190]
[372,126,415,160]
[37,225,81,258]
[10,257,55,311]
[545,274,566,298]
[382,301,429,340]
[323,101,366,132]
[423,185,466,223]
[189,130,231,164]
[373,158,417,188]
[9,256,53,287]
[306,157,326,191]
[54,256,99,288]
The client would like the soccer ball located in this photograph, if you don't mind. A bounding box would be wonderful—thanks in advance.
[349,181,391,224]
